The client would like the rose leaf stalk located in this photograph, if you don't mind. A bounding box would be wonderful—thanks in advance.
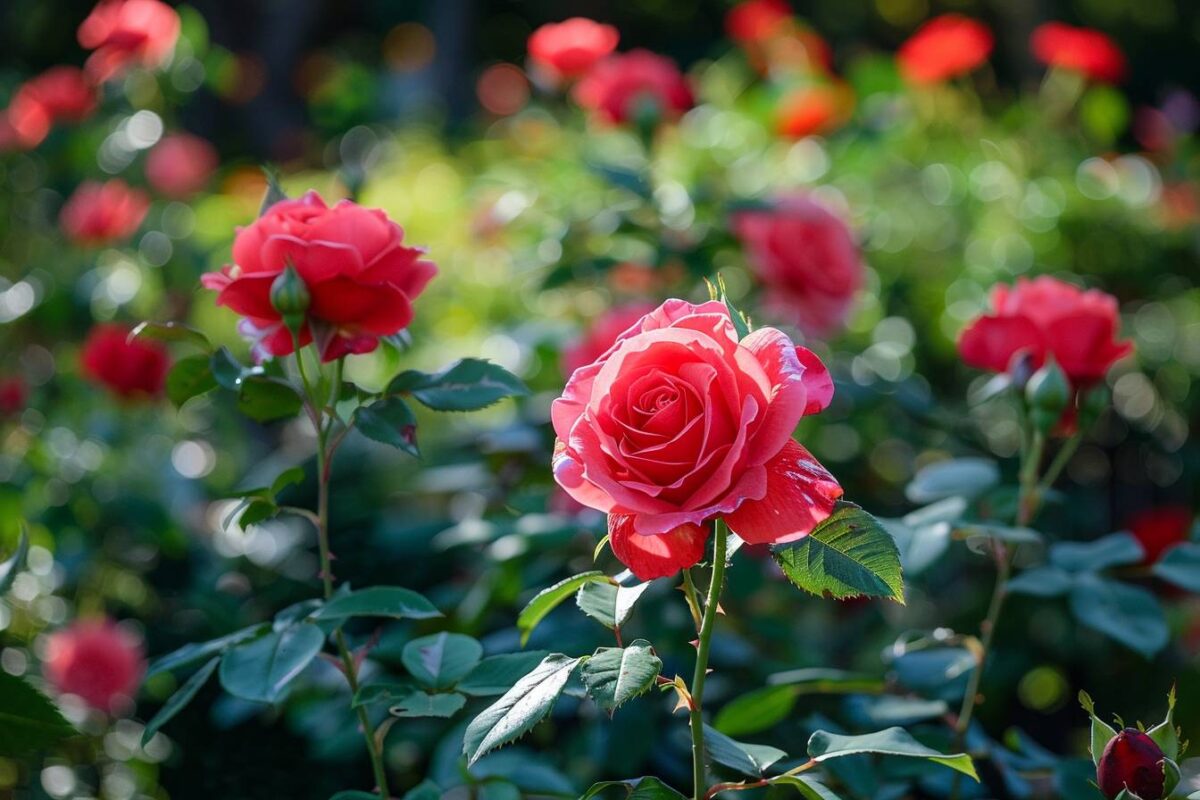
[689,518,730,800]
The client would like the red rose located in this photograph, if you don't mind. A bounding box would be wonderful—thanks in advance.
[1097,728,1166,800]
[60,179,150,246]
[201,190,436,362]
[146,133,219,199]
[0,101,50,151]
[552,300,841,580]
[562,303,658,377]
[732,195,864,337]
[957,276,1132,387]
[1031,23,1127,84]
[0,377,27,418]
[1130,506,1194,565]
[897,14,993,85]
[15,67,98,124]
[574,50,694,126]
[527,18,619,81]
[725,0,792,44]
[775,84,852,139]
[44,619,146,714]
[80,324,169,399]
[78,0,181,82]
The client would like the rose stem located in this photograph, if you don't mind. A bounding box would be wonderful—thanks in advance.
[309,357,391,798]
[690,518,729,800]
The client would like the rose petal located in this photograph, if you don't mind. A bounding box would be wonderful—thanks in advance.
[740,328,831,466]
[261,235,364,284]
[609,513,709,580]
[309,278,414,334]
[957,313,1045,374]
[724,439,843,545]
[1044,310,1132,384]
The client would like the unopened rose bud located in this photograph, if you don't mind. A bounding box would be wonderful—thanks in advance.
[1097,728,1166,800]
[269,265,310,332]
[1077,383,1111,430]
[1026,358,1070,433]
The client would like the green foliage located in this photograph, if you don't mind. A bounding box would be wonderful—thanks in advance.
[1068,574,1168,659]
[0,529,29,594]
[579,640,661,711]
[457,652,552,697]
[217,623,325,703]
[1152,544,1200,592]
[904,458,999,503]
[772,503,905,602]
[580,777,687,799]
[389,690,467,718]
[314,586,441,622]
[517,571,611,645]
[702,724,787,776]
[165,354,218,407]
[355,395,420,456]
[142,656,220,744]
[575,579,651,631]
[807,727,978,781]
[0,672,75,756]
[387,358,528,412]
[401,632,483,689]
[463,654,582,765]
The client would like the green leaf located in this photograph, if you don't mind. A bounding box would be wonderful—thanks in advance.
[130,320,212,351]
[142,656,219,744]
[956,523,1043,545]
[1051,533,1144,573]
[771,503,905,603]
[401,632,483,689]
[353,682,416,708]
[146,625,269,679]
[905,458,999,503]
[1068,573,1168,658]
[0,529,29,594]
[399,781,442,800]
[770,775,845,800]
[1147,686,1179,761]
[330,793,381,800]
[517,571,611,646]
[1152,543,1200,592]
[237,376,303,422]
[458,651,551,696]
[1007,566,1075,597]
[238,499,279,528]
[355,395,420,456]
[271,467,305,497]
[463,654,581,765]
[580,777,687,799]
[218,623,325,703]
[210,347,247,390]
[881,496,965,576]
[703,724,787,776]
[580,640,661,711]
[1079,690,1119,766]
[807,727,978,781]
[166,354,218,408]
[0,672,76,756]
[393,358,528,412]
[766,668,884,692]
[389,690,467,718]
[575,580,651,630]
[315,586,442,623]
[715,684,800,737]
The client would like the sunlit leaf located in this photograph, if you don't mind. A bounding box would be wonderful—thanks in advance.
[772,503,904,603]
[463,654,581,765]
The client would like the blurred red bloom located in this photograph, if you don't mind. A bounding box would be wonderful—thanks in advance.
[0,377,27,418]
[78,0,181,82]
[1031,22,1126,84]
[60,179,150,246]
[732,195,864,337]
[202,190,436,362]
[527,17,619,81]
[562,302,657,376]
[957,276,1132,387]
[81,324,169,399]
[146,133,219,199]
[1129,506,1193,564]
[574,50,694,125]
[725,0,792,44]
[775,83,852,138]
[44,618,145,714]
[897,14,993,85]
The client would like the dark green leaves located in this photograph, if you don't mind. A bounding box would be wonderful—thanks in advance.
[218,623,325,703]
[142,656,219,744]
[401,632,483,689]
[315,586,441,623]
[130,320,212,351]
[1068,573,1168,659]
[1152,543,1200,592]
[166,354,218,407]
[355,396,419,456]
[463,654,581,765]
[703,724,787,776]
[209,348,302,423]
[387,358,527,412]
[0,530,29,594]
[905,458,999,503]
[457,652,551,697]
[579,640,661,711]
[807,727,978,780]
[146,624,269,679]
[0,672,75,756]
[580,777,687,799]
[575,579,650,631]
[1050,532,1144,573]
[390,690,467,718]
[772,503,904,603]
[713,671,884,738]
[517,571,611,645]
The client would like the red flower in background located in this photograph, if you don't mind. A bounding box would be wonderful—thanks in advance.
[202,191,437,362]
[78,0,181,82]
[562,302,657,376]
[552,300,840,580]
[60,179,150,246]
[1031,22,1126,84]
[1,67,98,151]
[574,50,694,125]
[732,195,864,337]
[527,18,619,81]
[81,324,169,399]
[146,133,219,199]
[726,0,792,44]
[0,377,27,418]
[897,14,993,84]
[1130,506,1193,564]
[775,83,852,138]
[957,276,1132,387]
[44,618,145,714]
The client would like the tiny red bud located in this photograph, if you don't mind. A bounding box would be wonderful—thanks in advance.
[1097,728,1166,800]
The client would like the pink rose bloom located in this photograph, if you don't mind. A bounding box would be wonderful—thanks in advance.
[957,276,1133,387]
[732,195,864,337]
[146,133,219,199]
[60,179,150,246]
[78,0,181,81]
[552,300,841,580]
[201,190,437,362]
[528,18,619,81]
[44,619,146,714]
[562,302,657,376]
[574,50,694,125]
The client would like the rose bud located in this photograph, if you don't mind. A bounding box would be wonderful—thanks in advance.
[269,264,311,333]
[1025,357,1070,433]
[1097,728,1166,800]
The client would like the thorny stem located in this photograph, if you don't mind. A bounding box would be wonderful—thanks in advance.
[681,570,704,633]
[690,519,729,800]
